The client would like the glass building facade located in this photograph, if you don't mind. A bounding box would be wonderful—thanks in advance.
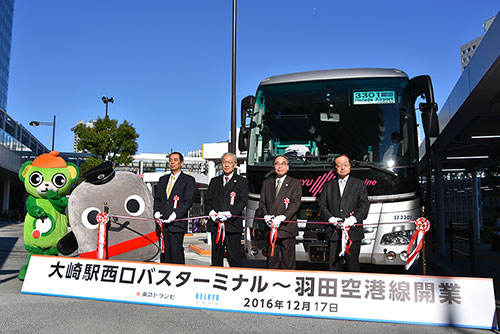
[0,0,14,111]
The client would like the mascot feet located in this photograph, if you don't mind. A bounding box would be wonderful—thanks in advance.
[18,264,28,281]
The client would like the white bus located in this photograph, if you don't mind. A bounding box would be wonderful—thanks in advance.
[239,68,438,265]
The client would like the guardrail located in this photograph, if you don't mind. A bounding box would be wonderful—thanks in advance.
[449,220,475,275]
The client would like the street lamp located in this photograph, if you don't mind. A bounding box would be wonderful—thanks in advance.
[230,0,237,154]
[29,115,56,151]
[102,96,114,117]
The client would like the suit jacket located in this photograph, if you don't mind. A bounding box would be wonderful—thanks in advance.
[205,173,249,234]
[258,175,302,238]
[154,172,195,233]
[318,175,370,241]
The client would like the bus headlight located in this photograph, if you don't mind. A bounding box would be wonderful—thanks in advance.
[364,227,375,233]
[385,251,396,260]
[380,230,414,245]
[400,251,408,261]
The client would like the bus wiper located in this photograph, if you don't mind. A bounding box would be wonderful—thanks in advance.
[351,160,398,178]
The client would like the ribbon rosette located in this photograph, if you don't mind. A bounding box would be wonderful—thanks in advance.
[284,198,290,209]
[96,212,109,259]
[173,195,180,209]
[230,192,236,206]
[405,217,431,270]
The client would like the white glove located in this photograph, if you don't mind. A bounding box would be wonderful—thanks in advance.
[328,216,342,226]
[209,210,217,222]
[344,216,357,227]
[220,211,232,221]
[272,215,286,228]
[264,215,274,227]
[164,212,176,223]
[154,211,163,219]
[216,211,226,222]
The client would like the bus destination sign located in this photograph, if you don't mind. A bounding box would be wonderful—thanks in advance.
[353,90,396,105]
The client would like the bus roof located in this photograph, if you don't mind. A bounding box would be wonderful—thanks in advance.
[259,68,409,86]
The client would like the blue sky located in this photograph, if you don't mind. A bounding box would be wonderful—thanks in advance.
[6,1,499,155]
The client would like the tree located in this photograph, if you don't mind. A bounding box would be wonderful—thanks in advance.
[74,116,139,173]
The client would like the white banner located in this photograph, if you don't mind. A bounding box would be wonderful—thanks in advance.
[22,255,497,329]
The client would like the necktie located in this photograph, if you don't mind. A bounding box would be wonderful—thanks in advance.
[339,179,345,197]
[275,179,281,198]
[225,176,229,187]
[167,175,175,199]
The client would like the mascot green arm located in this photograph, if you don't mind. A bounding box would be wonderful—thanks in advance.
[46,190,68,214]
[26,195,47,218]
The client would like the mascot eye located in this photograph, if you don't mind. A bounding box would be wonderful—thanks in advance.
[52,173,67,188]
[124,195,145,216]
[29,172,43,187]
[81,207,101,230]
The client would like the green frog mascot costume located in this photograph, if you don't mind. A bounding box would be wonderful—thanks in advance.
[18,151,79,280]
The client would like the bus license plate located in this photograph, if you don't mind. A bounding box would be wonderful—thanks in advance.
[309,245,329,263]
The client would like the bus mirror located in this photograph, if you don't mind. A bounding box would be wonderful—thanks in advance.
[407,75,439,137]
[241,95,255,126]
[420,105,439,137]
[320,112,340,122]
[238,126,249,152]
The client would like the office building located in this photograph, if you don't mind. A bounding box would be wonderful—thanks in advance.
[0,0,14,111]
[460,16,496,71]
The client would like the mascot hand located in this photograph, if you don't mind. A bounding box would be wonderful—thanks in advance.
[45,190,68,214]
[45,190,61,200]
[34,206,47,218]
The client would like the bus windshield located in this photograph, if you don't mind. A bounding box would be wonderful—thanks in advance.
[247,77,418,168]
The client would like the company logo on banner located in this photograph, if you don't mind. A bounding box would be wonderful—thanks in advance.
[22,256,497,330]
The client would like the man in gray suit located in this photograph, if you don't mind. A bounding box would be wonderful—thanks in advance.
[319,154,369,271]
[258,155,302,269]
[205,152,248,267]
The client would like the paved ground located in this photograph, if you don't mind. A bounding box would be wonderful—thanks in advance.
[1,220,498,334]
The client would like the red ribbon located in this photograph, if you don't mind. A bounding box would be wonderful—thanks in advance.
[284,198,290,209]
[230,192,236,205]
[80,231,158,259]
[155,219,164,253]
[216,220,225,245]
[173,195,179,209]
[338,225,352,256]
[96,212,109,259]
[405,217,431,270]
[269,226,278,257]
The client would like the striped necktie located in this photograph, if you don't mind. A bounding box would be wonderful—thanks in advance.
[167,175,175,199]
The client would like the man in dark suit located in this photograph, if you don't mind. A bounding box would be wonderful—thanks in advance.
[258,155,302,269]
[154,152,195,264]
[319,154,370,271]
[205,152,248,267]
